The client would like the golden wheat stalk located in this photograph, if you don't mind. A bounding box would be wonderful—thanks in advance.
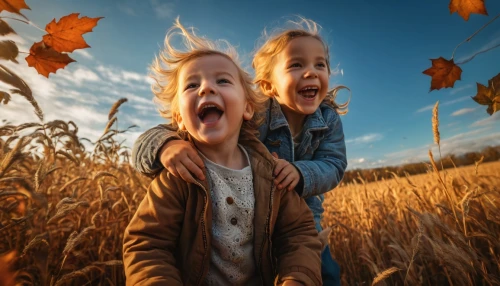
[432,101,440,145]
[103,117,118,135]
[372,267,400,285]
[108,98,128,120]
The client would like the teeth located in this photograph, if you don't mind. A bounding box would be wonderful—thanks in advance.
[202,104,216,110]
[300,86,318,91]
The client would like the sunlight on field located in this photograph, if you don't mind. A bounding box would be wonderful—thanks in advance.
[1,118,499,285]
[324,161,500,285]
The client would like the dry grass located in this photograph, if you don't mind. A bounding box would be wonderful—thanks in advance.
[0,104,150,285]
[324,161,500,285]
[1,102,499,285]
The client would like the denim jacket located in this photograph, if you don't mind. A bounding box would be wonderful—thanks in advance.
[131,98,347,227]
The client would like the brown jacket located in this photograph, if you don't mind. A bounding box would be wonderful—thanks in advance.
[123,134,322,286]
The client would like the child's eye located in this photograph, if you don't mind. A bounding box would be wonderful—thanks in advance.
[288,63,301,68]
[185,83,198,90]
[217,78,231,84]
[317,62,326,68]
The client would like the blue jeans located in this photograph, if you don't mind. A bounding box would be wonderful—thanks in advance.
[316,220,341,286]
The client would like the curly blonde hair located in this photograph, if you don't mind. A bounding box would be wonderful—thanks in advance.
[150,17,268,127]
[252,17,349,114]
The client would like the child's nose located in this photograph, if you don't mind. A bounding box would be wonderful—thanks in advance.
[303,68,318,79]
[198,82,216,96]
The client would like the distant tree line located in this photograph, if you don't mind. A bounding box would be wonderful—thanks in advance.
[342,145,500,184]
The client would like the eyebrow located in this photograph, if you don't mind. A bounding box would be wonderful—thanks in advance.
[183,71,236,83]
[286,56,327,63]
[214,71,236,80]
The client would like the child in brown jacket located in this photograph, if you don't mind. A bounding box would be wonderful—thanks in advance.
[122,18,322,286]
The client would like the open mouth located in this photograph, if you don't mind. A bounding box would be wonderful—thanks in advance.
[298,86,319,98]
[197,103,224,124]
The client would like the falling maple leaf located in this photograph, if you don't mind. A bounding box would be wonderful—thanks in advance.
[472,73,500,115]
[423,57,462,91]
[0,0,30,20]
[449,0,488,21]
[42,13,103,53]
[25,41,75,78]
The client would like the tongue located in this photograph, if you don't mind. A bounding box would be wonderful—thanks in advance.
[202,110,221,123]
[300,90,316,97]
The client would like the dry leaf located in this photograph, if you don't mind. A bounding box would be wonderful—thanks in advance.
[0,0,30,20]
[0,19,16,36]
[25,41,75,78]
[472,73,500,115]
[43,13,103,53]
[0,40,19,63]
[449,0,488,21]
[422,57,462,91]
[0,90,10,104]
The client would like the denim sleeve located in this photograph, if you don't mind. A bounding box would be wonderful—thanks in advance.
[131,124,181,177]
[292,108,348,198]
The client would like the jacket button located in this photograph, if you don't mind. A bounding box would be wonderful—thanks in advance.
[226,197,234,204]
[231,218,237,225]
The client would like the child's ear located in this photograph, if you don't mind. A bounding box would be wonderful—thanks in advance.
[260,80,276,97]
[175,112,185,130]
[243,101,254,121]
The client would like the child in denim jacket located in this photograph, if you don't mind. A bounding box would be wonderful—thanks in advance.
[131,17,347,285]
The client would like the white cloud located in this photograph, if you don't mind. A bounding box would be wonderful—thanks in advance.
[73,49,94,60]
[151,0,175,19]
[416,104,434,113]
[450,84,473,95]
[451,107,477,116]
[456,34,500,64]
[470,111,500,127]
[96,65,150,90]
[375,128,500,168]
[53,67,100,86]
[346,133,383,145]
[416,96,471,113]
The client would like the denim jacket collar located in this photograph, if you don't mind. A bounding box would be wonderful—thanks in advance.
[268,98,329,132]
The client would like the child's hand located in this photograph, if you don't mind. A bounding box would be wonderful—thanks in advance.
[281,280,305,286]
[159,140,205,183]
[272,152,300,191]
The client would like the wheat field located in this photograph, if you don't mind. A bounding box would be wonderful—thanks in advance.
[325,161,500,285]
[0,115,499,285]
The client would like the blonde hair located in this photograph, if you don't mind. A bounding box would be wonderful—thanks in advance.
[150,17,267,128]
[252,17,349,114]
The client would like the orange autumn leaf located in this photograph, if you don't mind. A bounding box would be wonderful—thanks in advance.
[472,73,500,115]
[25,41,75,78]
[0,0,30,20]
[42,13,103,53]
[422,57,462,91]
[449,0,488,21]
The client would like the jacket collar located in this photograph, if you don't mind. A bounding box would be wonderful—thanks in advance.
[268,98,328,132]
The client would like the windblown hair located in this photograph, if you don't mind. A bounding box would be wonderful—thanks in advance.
[150,17,267,128]
[252,16,349,114]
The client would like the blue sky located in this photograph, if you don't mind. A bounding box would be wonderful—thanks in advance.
[1,0,499,169]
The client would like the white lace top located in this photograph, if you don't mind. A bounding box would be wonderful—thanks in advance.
[201,146,259,286]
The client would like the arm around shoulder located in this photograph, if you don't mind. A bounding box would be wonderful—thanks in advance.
[122,171,187,286]
[131,124,181,177]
